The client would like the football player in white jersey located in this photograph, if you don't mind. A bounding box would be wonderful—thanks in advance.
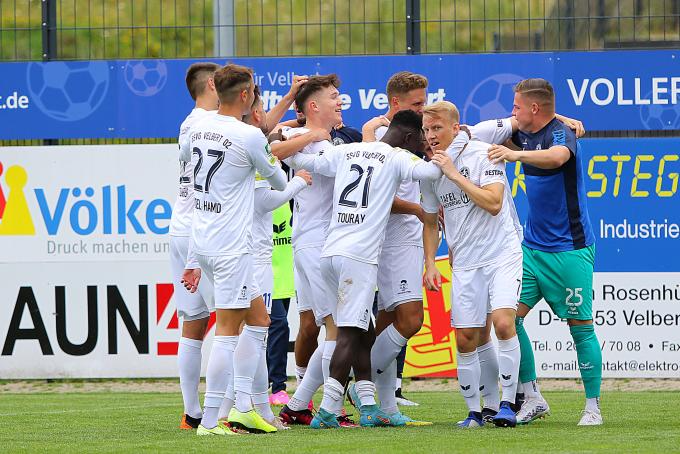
[239,85,312,429]
[276,75,348,426]
[361,71,429,412]
[287,110,451,429]
[172,62,220,430]
[420,101,523,428]
[181,64,287,436]
[422,104,585,424]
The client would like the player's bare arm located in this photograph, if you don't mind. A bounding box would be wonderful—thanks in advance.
[361,115,390,142]
[422,211,442,291]
[432,149,505,216]
[488,143,571,169]
[555,113,585,137]
[271,128,331,160]
[390,197,424,222]
[265,75,309,132]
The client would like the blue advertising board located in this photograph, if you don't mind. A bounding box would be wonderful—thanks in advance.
[0,50,678,140]
[506,138,680,272]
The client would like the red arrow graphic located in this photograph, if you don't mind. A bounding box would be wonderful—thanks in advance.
[425,273,452,343]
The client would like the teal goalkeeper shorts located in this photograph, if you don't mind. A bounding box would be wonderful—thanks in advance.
[520,244,595,320]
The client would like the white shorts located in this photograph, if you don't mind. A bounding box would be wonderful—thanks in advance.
[294,246,332,326]
[320,255,378,331]
[377,245,424,312]
[450,253,522,328]
[197,253,260,310]
[170,236,214,320]
[253,262,273,314]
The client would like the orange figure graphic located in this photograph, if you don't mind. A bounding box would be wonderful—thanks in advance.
[0,165,35,235]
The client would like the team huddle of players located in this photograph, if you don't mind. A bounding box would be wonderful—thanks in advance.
[170,61,603,436]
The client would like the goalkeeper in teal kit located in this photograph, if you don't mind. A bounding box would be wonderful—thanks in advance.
[488,78,603,426]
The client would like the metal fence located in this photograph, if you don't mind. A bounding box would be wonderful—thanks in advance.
[1,0,679,61]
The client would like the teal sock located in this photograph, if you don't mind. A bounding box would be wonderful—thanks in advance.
[570,324,602,399]
[515,317,537,383]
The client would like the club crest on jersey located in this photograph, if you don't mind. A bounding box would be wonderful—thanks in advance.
[459,167,470,179]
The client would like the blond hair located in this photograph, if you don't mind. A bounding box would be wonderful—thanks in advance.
[423,101,460,124]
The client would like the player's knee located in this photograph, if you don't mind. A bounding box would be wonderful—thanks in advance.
[493,317,516,340]
[395,313,423,339]
[298,312,319,337]
[455,330,477,352]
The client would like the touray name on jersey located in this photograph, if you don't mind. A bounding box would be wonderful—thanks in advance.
[195,198,222,213]
[346,150,386,163]
[337,212,366,224]
[439,191,470,208]
[190,130,232,148]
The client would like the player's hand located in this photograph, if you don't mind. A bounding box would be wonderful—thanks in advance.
[310,128,331,142]
[488,144,520,164]
[286,75,309,98]
[365,115,390,131]
[431,149,460,180]
[296,169,313,185]
[181,268,201,293]
[557,115,586,137]
[424,265,442,291]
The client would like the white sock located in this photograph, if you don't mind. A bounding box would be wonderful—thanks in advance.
[456,350,481,413]
[320,377,345,414]
[372,324,408,372]
[233,325,268,413]
[289,344,324,411]
[321,340,336,383]
[396,377,402,390]
[585,397,600,412]
[252,328,275,422]
[523,380,542,399]
[355,380,377,407]
[217,388,234,420]
[477,340,500,411]
[498,336,521,403]
[295,365,307,386]
[202,335,238,429]
[178,337,203,419]
[375,359,398,415]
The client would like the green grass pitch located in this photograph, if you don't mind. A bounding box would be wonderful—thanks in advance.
[1,390,678,453]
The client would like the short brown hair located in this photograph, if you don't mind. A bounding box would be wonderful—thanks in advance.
[294,74,340,115]
[213,63,254,104]
[423,101,460,124]
[386,71,428,102]
[243,85,262,122]
[185,62,220,100]
[514,78,555,108]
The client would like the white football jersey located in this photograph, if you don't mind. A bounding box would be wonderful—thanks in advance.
[421,139,522,270]
[470,117,513,145]
[170,108,214,237]
[373,124,422,247]
[290,141,434,264]
[190,114,285,256]
[252,176,307,265]
[282,127,335,251]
